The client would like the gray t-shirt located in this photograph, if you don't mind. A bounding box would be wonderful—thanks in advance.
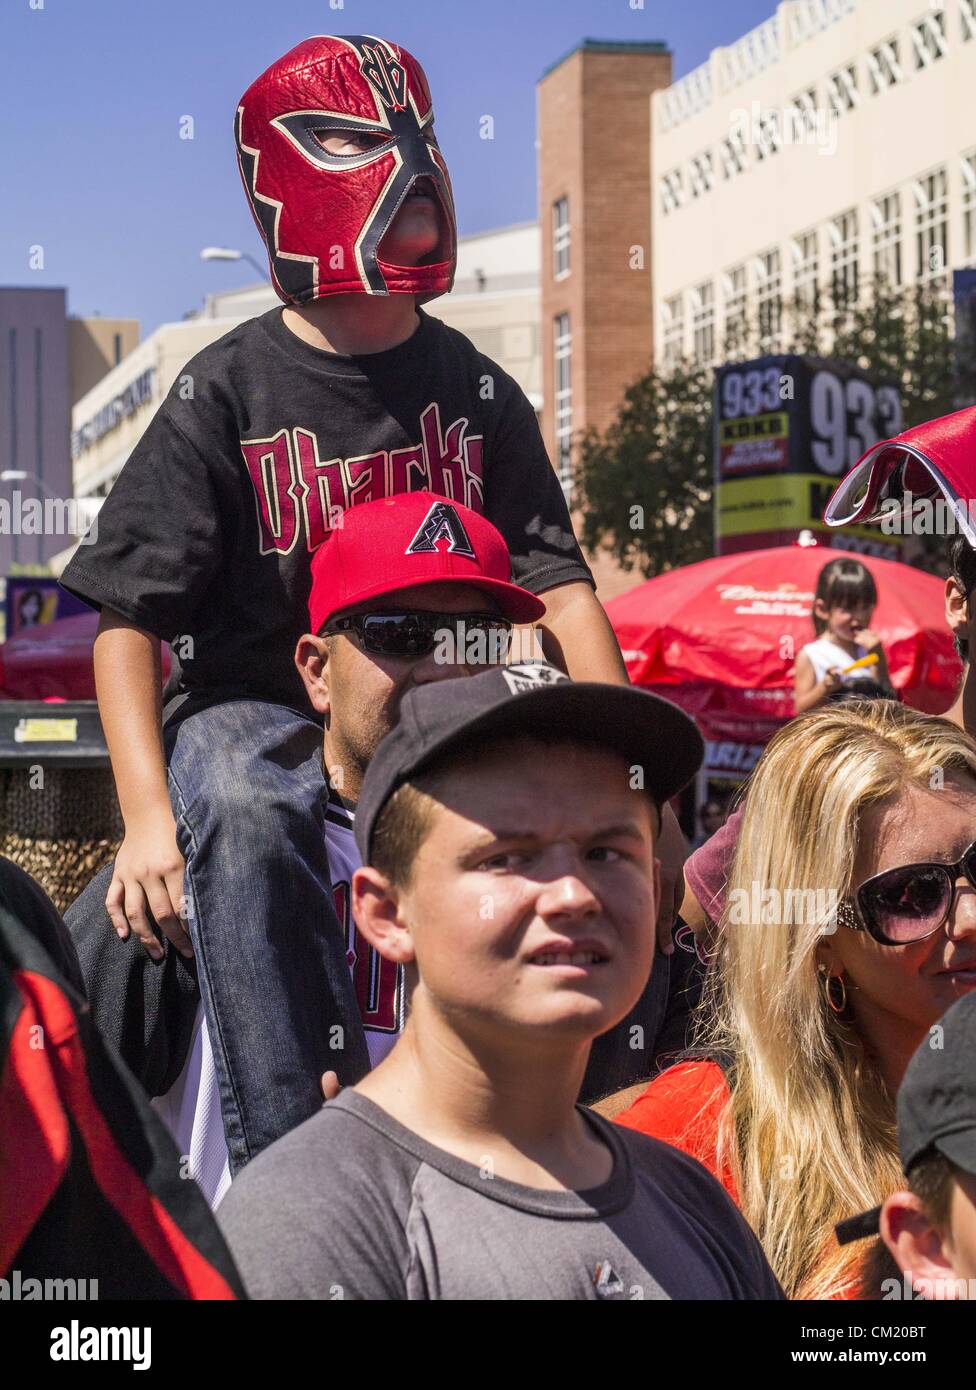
[217,1090,783,1301]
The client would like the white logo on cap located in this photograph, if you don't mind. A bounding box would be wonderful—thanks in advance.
[405,501,476,559]
[502,663,570,695]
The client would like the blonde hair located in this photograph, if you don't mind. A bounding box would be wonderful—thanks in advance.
[700,700,976,1299]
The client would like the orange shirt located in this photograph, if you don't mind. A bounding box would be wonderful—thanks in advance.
[614,1060,738,1200]
[614,1060,862,1300]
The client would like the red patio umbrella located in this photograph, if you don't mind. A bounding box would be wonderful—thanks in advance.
[605,546,961,767]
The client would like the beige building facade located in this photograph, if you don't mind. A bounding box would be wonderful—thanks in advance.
[652,0,976,365]
[427,221,541,408]
[68,318,250,509]
[67,317,140,407]
[52,317,251,573]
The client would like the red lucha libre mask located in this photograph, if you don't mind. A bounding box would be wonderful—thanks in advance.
[236,34,457,305]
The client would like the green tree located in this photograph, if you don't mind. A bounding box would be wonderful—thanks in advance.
[576,357,713,575]
[576,279,976,577]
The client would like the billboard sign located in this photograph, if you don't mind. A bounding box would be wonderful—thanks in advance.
[714,355,903,557]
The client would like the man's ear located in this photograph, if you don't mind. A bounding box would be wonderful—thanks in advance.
[295,633,332,716]
[945,576,969,645]
[352,866,416,966]
[880,1191,957,1298]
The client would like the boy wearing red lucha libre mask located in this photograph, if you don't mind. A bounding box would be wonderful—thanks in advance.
[60,35,630,1177]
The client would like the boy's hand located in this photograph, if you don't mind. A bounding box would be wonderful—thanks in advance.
[321,1070,343,1103]
[107,806,193,960]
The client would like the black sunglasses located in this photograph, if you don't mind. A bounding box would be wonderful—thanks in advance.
[321,609,513,659]
[836,840,976,945]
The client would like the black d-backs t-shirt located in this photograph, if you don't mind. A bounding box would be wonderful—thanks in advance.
[61,307,591,713]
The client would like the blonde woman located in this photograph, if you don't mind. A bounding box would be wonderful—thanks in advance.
[609,700,976,1299]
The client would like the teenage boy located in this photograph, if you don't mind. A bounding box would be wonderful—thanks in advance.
[59,35,625,1173]
[300,496,697,1104]
[836,992,976,1298]
[218,665,783,1300]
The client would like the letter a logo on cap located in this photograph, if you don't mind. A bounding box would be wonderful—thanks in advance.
[406,500,476,559]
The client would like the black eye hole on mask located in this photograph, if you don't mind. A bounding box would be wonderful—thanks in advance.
[311,128,394,155]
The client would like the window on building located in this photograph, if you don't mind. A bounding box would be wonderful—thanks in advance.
[826,64,859,117]
[690,282,715,365]
[660,169,684,215]
[113,332,122,366]
[755,250,783,349]
[785,88,819,142]
[662,294,685,367]
[689,150,715,198]
[964,0,976,42]
[871,193,903,286]
[719,127,748,180]
[963,152,976,263]
[912,10,948,67]
[755,110,781,161]
[553,313,572,485]
[552,197,570,278]
[791,230,819,312]
[723,266,748,351]
[913,167,949,283]
[867,38,903,92]
[829,210,859,308]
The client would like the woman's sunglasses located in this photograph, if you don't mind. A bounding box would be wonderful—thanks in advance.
[836,840,976,945]
[321,609,513,659]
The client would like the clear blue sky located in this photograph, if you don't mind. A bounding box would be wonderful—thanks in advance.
[2,0,774,334]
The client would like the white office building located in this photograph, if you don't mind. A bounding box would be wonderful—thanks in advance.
[652,0,976,364]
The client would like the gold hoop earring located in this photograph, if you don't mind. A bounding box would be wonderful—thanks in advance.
[821,969,847,1015]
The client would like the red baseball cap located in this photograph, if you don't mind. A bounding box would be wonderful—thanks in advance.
[307,493,547,633]
[823,405,976,544]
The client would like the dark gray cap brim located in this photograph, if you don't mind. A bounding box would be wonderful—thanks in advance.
[356,680,703,862]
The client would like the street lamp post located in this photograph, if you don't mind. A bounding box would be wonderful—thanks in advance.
[200,247,268,280]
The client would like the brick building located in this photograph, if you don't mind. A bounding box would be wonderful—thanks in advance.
[538,39,673,597]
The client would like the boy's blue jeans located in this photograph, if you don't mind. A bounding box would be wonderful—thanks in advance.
[164,698,370,1174]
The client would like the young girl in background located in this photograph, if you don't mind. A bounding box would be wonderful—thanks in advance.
[794,557,891,714]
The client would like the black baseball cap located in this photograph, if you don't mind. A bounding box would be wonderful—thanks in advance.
[354,661,704,863]
[836,992,976,1245]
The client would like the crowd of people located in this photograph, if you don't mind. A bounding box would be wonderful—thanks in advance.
[3,31,976,1306]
